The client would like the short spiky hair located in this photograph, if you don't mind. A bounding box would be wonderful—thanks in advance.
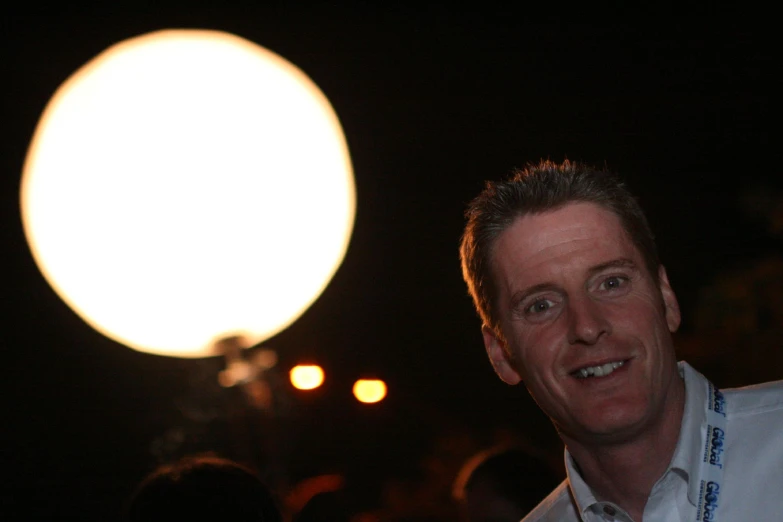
[459,160,660,338]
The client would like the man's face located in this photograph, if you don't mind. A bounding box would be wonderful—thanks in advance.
[483,202,682,444]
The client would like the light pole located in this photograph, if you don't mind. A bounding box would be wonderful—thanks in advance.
[20,29,355,487]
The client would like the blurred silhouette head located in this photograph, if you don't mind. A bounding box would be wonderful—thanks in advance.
[293,489,352,522]
[125,454,282,522]
[453,446,560,522]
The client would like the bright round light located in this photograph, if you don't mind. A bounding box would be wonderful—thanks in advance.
[20,30,355,357]
[353,379,387,403]
[290,365,325,390]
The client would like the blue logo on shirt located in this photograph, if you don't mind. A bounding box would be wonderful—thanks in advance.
[712,388,726,416]
[709,427,725,469]
[702,481,720,521]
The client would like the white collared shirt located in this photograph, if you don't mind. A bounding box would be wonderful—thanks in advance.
[521,362,783,522]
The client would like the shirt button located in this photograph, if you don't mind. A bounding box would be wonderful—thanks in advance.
[603,505,616,516]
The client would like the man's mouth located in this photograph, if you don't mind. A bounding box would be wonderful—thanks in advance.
[573,360,626,379]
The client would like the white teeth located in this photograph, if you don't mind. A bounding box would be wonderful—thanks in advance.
[575,360,625,378]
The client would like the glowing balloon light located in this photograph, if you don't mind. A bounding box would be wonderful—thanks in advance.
[290,365,325,390]
[20,30,355,357]
[353,379,387,404]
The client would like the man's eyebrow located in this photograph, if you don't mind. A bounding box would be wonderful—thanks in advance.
[587,258,639,276]
[510,282,560,308]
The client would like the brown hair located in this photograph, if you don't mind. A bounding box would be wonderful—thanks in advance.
[459,160,659,338]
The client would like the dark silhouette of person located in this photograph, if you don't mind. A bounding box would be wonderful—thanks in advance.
[453,446,560,522]
[124,453,282,522]
[293,489,353,522]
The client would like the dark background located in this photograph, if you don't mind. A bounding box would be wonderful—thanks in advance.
[2,6,781,521]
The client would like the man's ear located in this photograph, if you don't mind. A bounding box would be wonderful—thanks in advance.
[482,325,522,385]
[658,265,681,333]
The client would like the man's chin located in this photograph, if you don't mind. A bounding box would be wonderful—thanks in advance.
[557,410,652,447]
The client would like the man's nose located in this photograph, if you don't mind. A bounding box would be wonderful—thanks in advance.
[566,295,611,345]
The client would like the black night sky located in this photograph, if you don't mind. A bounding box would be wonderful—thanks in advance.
[2,6,781,521]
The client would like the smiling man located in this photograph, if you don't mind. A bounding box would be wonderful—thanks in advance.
[459,161,783,521]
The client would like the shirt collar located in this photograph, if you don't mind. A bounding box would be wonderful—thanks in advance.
[563,361,711,514]
[564,448,598,516]
[672,361,711,506]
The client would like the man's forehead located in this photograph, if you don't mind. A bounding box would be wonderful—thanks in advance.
[497,202,631,260]
[487,202,651,295]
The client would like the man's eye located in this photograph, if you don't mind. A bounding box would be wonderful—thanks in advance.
[600,276,627,291]
[526,299,554,314]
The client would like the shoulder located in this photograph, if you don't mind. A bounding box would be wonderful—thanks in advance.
[719,381,783,517]
[723,379,783,454]
[522,480,579,522]
[725,379,783,418]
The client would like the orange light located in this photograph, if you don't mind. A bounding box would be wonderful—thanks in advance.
[353,379,387,403]
[290,365,325,390]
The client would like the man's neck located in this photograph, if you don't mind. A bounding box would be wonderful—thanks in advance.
[563,376,686,522]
